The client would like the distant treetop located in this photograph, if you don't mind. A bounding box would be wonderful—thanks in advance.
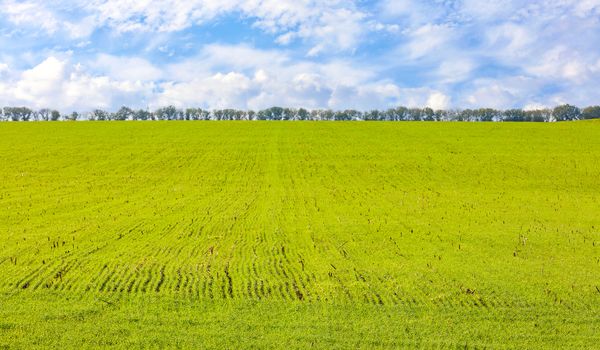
[1,104,599,122]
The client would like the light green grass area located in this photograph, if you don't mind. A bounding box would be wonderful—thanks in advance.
[0,121,599,348]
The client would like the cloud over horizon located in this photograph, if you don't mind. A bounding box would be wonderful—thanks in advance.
[1,0,600,112]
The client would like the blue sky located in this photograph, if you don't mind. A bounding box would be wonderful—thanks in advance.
[1,0,599,112]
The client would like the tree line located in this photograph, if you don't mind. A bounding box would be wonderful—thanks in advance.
[1,104,599,122]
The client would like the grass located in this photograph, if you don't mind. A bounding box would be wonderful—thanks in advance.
[0,121,599,348]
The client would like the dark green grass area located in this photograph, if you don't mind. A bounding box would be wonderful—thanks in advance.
[0,121,599,348]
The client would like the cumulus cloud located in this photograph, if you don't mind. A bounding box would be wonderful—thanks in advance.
[328,83,399,110]
[484,23,535,59]
[524,46,594,82]
[0,63,9,75]
[155,45,390,110]
[1,0,370,54]
[91,54,163,82]
[0,46,405,112]
[0,0,96,38]
[144,44,387,110]
[1,0,600,111]
[404,24,456,59]
[0,57,154,111]
[435,58,476,84]
[155,72,254,109]
[465,83,521,109]
[427,92,451,110]
[1,0,62,34]
[382,0,600,108]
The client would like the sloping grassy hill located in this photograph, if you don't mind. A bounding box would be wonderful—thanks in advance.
[1,121,599,348]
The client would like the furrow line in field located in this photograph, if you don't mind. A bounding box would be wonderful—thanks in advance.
[154,265,166,293]
[98,265,118,293]
[54,259,83,291]
[13,262,56,290]
[118,265,138,293]
[137,267,153,294]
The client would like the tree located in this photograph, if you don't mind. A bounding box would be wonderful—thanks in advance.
[114,106,133,121]
[295,108,308,120]
[281,108,295,120]
[443,109,460,121]
[320,109,335,121]
[552,104,581,121]
[0,104,595,123]
[345,109,362,121]
[185,108,201,120]
[422,107,435,121]
[458,109,477,122]
[475,108,497,122]
[524,109,550,122]
[267,107,284,120]
[363,110,380,121]
[38,108,51,121]
[21,107,33,121]
[581,106,600,119]
[334,110,359,121]
[384,108,404,121]
[256,110,267,120]
[154,106,179,120]
[66,112,79,121]
[235,109,246,120]
[256,107,285,120]
[212,109,224,120]
[220,109,241,120]
[434,109,447,121]
[3,107,33,121]
[310,109,321,120]
[503,109,526,122]
[134,109,151,121]
[408,108,423,121]
[50,110,61,121]
[393,107,409,121]
[91,109,109,121]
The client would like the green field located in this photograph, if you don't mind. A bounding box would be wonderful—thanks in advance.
[1,121,599,348]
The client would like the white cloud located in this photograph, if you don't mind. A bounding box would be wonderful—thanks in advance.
[378,0,447,26]
[460,0,519,20]
[0,0,371,54]
[91,54,163,81]
[0,56,154,111]
[572,0,600,16]
[155,72,254,109]
[404,24,455,59]
[0,63,9,75]
[155,43,378,109]
[155,45,379,110]
[460,76,551,109]
[0,0,96,39]
[198,44,290,71]
[524,46,595,82]
[523,102,549,111]
[397,88,449,109]
[13,57,68,105]
[1,0,61,34]
[465,84,518,109]
[485,23,535,58]
[2,1,600,111]
[379,0,600,108]
[328,83,400,110]
[426,92,451,110]
[0,46,393,111]
[436,58,476,84]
